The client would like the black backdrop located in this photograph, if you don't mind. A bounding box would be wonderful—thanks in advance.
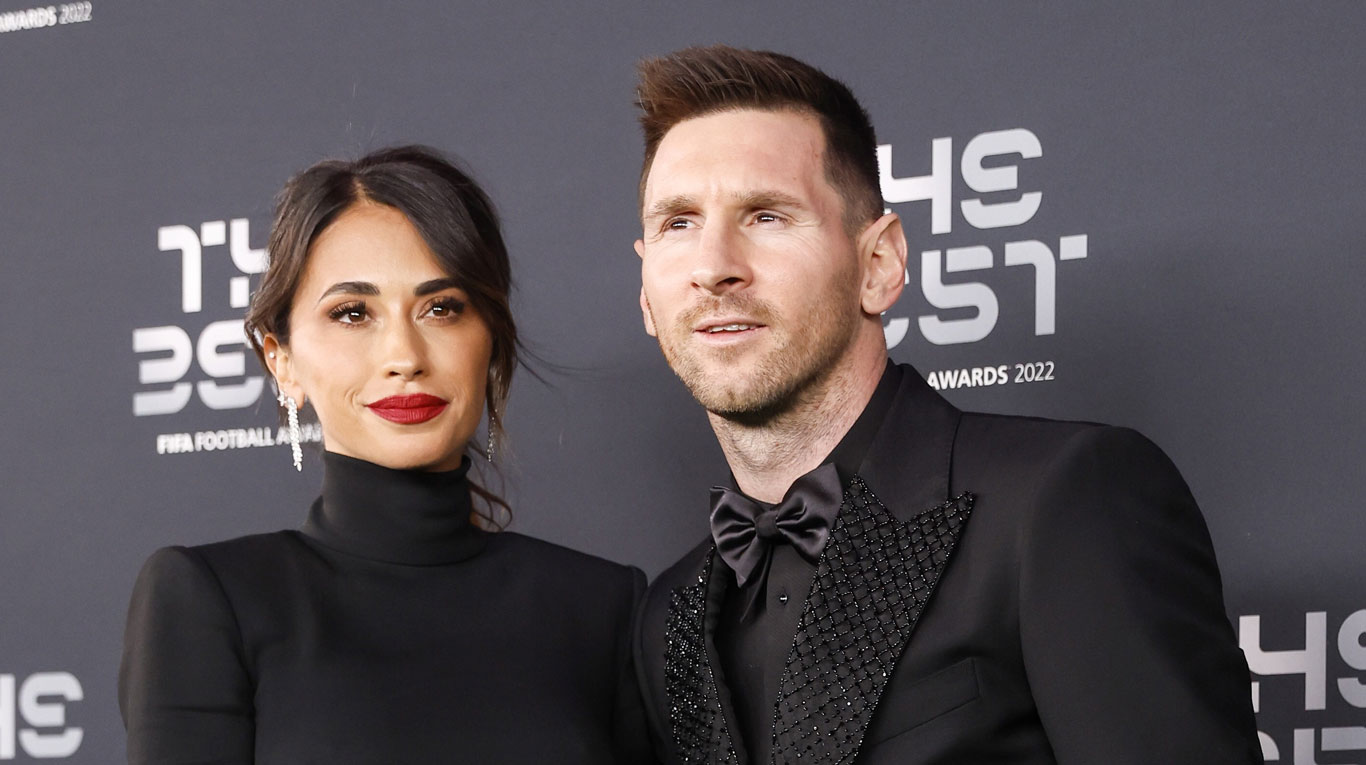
[1,2,1363,760]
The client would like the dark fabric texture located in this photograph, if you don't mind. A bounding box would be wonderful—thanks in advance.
[120,451,653,764]
[635,362,1262,765]
[710,361,902,765]
[671,484,973,765]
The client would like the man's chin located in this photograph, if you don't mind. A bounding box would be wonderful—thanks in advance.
[687,379,797,425]
[664,343,802,419]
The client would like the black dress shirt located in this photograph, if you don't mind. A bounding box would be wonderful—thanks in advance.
[714,362,902,764]
[119,451,653,764]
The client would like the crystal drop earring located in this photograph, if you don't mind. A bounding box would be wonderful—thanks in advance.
[279,392,302,471]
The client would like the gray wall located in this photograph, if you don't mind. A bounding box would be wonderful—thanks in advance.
[1,1,1361,760]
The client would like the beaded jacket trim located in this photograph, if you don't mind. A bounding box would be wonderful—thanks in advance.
[665,550,739,764]
[665,476,974,765]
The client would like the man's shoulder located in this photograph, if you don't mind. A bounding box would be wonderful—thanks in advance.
[958,409,1106,442]
[878,364,1168,484]
[953,411,1164,471]
[947,412,1193,528]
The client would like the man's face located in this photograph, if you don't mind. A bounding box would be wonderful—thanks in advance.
[636,108,865,420]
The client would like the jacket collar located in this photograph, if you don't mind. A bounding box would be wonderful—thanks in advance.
[857,362,964,513]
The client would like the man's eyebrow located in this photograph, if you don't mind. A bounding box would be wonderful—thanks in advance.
[643,190,810,221]
[414,277,462,296]
[316,281,379,304]
[644,194,697,221]
[734,190,808,211]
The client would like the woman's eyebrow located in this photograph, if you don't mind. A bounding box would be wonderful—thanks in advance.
[316,281,379,304]
[314,278,461,304]
[414,277,461,297]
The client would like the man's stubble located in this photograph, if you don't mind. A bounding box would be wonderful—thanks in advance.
[648,261,864,427]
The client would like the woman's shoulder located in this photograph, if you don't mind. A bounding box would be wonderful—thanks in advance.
[485,531,645,590]
[138,530,304,572]
[131,531,310,603]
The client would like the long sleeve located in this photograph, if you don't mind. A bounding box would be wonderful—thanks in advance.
[119,546,255,764]
[1018,426,1261,763]
[614,566,660,764]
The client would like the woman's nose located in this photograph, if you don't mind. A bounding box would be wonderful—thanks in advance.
[380,321,427,379]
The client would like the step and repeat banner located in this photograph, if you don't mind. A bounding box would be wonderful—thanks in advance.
[1,1,1362,761]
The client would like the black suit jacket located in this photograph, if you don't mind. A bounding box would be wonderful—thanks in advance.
[635,364,1261,764]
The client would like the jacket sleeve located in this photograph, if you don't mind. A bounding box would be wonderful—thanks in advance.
[614,565,662,764]
[118,546,255,764]
[1018,426,1262,764]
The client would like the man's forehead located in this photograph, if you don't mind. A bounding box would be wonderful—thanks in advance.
[643,109,827,202]
[656,108,824,160]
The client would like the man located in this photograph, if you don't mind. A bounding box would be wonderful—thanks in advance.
[630,45,1261,764]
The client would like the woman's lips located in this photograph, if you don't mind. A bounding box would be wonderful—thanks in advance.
[366,394,449,424]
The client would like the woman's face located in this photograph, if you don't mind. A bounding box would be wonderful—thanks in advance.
[265,202,493,472]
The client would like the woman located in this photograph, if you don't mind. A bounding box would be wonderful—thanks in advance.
[119,146,652,763]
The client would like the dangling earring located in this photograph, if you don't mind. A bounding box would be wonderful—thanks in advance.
[486,413,497,463]
[279,392,302,472]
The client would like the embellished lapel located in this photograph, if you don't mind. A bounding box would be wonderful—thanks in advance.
[766,363,975,764]
[665,548,741,765]
[858,363,965,515]
[770,478,973,764]
[664,363,973,765]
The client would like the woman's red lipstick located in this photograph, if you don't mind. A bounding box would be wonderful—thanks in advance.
[367,394,449,424]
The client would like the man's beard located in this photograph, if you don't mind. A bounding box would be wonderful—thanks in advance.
[651,283,862,425]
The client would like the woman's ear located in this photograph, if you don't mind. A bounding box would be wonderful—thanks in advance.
[263,334,304,404]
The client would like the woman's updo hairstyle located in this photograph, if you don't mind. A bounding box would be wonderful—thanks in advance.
[244,145,517,526]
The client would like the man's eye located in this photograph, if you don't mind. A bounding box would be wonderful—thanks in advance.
[665,218,692,230]
[329,302,367,324]
[755,212,781,223]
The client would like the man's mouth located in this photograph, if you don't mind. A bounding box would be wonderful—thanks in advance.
[704,323,760,334]
[692,318,768,344]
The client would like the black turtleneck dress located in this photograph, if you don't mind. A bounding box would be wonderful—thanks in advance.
[119,452,652,764]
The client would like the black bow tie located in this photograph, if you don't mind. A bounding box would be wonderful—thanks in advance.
[710,463,844,616]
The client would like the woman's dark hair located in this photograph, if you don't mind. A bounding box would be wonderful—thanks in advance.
[244,145,516,527]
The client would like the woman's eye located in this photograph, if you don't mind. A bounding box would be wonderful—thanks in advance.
[328,302,368,324]
[426,297,466,319]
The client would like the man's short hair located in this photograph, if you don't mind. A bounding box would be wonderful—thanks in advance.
[634,45,884,233]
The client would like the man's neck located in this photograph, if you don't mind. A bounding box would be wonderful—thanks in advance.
[709,345,887,504]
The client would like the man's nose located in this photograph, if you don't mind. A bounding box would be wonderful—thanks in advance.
[690,222,752,295]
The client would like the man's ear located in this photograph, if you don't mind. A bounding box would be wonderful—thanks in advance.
[635,239,658,337]
[858,212,908,315]
[262,334,305,404]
